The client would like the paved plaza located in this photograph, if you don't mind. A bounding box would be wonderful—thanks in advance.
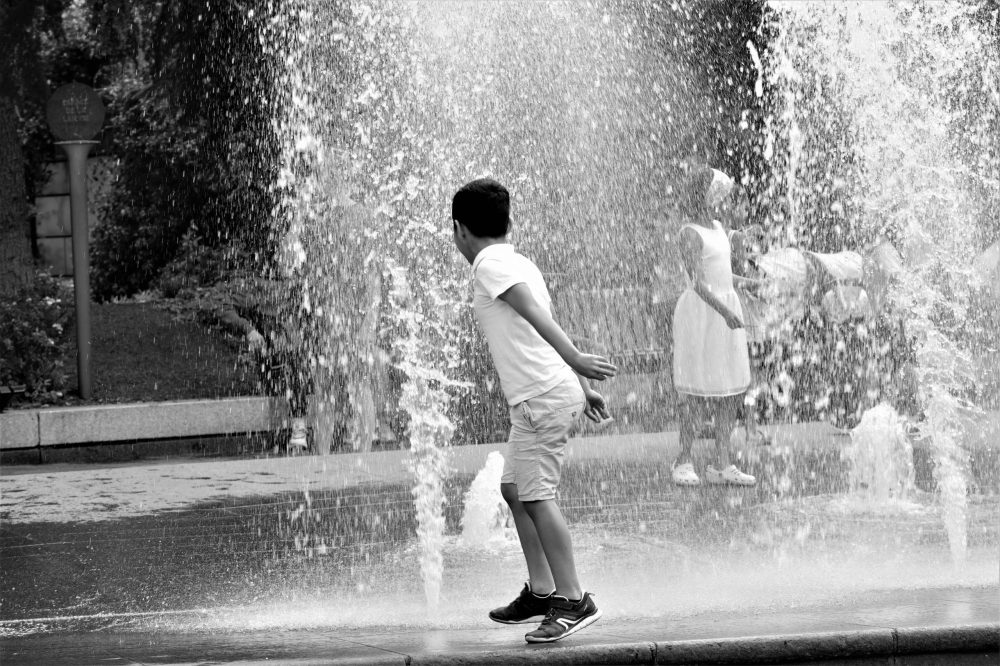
[1,421,998,664]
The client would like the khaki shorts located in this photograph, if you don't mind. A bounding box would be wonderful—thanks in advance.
[502,377,585,502]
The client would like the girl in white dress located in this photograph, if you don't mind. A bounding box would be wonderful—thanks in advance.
[671,167,756,486]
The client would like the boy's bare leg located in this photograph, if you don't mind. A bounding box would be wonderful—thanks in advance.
[522,498,582,600]
[501,483,555,595]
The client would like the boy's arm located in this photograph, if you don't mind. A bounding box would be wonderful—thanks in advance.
[497,283,617,381]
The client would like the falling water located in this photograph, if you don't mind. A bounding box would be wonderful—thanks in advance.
[256,0,999,613]
[763,0,999,564]
[4,2,1000,642]
[260,0,463,608]
[266,0,730,608]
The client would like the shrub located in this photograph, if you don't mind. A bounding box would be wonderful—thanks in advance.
[154,228,235,298]
[0,273,75,400]
[89,94,208,301]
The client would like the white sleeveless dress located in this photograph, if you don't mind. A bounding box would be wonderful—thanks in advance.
[672,221,751,397]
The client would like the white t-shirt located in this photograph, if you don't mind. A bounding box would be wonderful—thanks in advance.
[471,243,575,405]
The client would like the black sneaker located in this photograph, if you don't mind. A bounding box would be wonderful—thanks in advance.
[489,582,553,624]
[524,592,602,643]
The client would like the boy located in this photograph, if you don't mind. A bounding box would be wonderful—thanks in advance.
[451,178,617,643]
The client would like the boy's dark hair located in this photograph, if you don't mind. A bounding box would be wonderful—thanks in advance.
[452,178,511,238]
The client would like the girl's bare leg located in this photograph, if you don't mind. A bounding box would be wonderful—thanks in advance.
[677,397,697,464]
[713,396,737,468]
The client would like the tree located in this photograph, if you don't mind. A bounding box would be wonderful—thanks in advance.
[0,94,32,299]
[83,0,286,299]
[0,0,59,298]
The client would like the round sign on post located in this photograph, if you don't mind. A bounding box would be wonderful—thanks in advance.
[46,83,105,141]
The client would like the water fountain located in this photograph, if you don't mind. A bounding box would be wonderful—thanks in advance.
[2,0,996,642]
[259,0,998,616]
[458,451,510,548]
[761,0,999,566]
[269,0,726,608]
[844,403,915,504]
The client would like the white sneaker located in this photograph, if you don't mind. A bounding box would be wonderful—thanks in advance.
[706,464,756,486]
[288,417,308,452]
[671,461,701,486]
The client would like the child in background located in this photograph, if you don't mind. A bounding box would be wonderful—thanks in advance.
[206,275,312,454]
[670,167,756,486]
[725,190,773,446]
[452,178,616,643]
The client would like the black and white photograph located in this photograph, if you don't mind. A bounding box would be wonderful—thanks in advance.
[1,0,997,664]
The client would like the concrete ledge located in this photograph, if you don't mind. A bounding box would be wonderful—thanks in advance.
[0,410,39,450]
[655,629,895,663]
[0,397,292,449]
[895,623,1000,655]
[409,625,999,665]
[413,642,656,665]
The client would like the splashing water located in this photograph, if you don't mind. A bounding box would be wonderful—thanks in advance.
[763,0,998,564]
[388,258,465,611]
[844,403,915,504]
[253,0,999,615]
[264,0,722,609]
[459,451,512,548]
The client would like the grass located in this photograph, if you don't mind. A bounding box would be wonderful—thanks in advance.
[52,301,255,407]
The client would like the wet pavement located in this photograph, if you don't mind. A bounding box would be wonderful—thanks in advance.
[0,587,996,665]
[1,423,998,664]
[1,587,996,664]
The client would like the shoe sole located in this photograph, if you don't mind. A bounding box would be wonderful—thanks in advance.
[489,614,546,625]
[524,608,603,643]
[707,480,756,486]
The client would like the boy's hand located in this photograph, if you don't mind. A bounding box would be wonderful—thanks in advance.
[583,388,611,423]
[571,352,618,381]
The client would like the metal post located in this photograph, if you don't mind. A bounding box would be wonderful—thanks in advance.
[57,140,98,400]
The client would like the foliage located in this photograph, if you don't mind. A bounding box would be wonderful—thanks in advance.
[0,273,74,400]
[89,93,210,300]
[82,0,285,299]
[154,227,238,298]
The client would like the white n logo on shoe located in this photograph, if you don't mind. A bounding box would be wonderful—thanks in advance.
[554,617,579,630]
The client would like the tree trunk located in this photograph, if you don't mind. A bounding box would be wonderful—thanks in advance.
[0,93,33,298]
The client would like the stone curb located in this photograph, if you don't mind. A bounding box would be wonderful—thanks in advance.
[405,624,999,665]
[895,623,999,654]
[410,642,654,665]
[0,396,294,450]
